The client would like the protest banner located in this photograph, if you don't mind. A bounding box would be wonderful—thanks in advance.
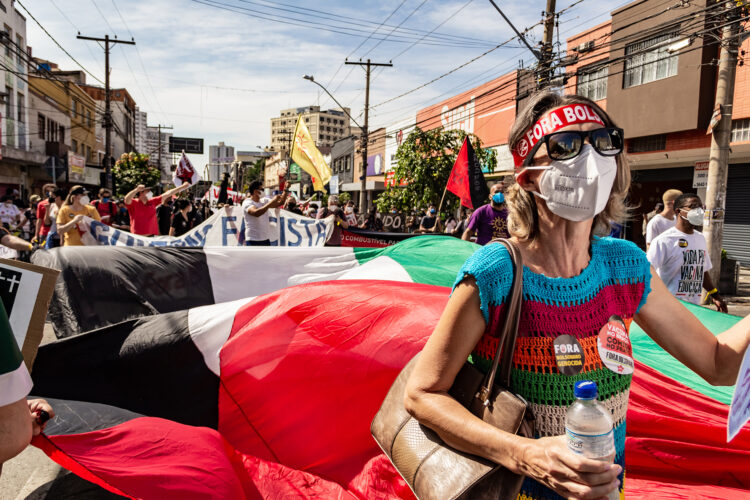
[78,207,334,247]
[202,186,244,204]
[0,259,59,369]
[341,228,419,248]
[380,213,406,233]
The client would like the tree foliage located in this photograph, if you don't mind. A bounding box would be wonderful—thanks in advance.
[375,128,496,215]
[112,152,162,197]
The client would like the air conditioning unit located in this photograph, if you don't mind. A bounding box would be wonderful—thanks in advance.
[576,40,595,53]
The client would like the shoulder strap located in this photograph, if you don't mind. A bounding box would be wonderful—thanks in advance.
[476,238,523,404]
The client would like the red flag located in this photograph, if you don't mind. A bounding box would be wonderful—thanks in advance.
[446,138,489,209]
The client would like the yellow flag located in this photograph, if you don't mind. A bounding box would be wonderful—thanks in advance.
[290,116,331,192]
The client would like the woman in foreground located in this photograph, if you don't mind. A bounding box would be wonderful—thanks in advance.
[405,92,750,500]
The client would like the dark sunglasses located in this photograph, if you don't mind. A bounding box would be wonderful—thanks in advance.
[523,127,624,166]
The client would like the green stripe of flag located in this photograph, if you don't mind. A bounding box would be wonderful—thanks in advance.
[354,235,478,287]
[630,301,740,404]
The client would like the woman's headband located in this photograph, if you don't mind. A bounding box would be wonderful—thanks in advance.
[511,103,605,169]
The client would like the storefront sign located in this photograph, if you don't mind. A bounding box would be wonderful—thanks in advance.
[68,152,86,182]
[693,161,709,188]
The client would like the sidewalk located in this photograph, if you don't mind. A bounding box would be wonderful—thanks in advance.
[718,266,750,317]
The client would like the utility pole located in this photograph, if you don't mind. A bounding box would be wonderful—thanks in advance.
[77,34,136,190]
[345,59,392,210]
[156,124,174,186]
[704,2,743,286]
[538,0,557,88]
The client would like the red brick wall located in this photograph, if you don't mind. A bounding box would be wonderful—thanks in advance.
[665,129,711,151]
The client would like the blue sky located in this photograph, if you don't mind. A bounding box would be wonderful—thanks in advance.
[25,0,627,167]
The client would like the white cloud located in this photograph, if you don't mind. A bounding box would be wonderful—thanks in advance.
[24,0,621,167]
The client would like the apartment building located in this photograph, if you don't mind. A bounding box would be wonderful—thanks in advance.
[270,105,352,153]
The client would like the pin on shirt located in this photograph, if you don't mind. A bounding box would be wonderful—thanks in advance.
[553,334,585,375]
[597,315,634,375]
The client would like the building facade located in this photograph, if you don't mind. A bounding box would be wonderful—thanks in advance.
[146,125,172,183]
[563,1,750,262]
[27,62,99,190]
[394,0,750,263]
[79,85,137,160]
[270,106,352,153]
[0,3,48,196]
[207,141,235,183]
[135,107,147,154]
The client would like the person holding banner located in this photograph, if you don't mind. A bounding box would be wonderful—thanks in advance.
[242,180,285,246]
[461,183,510,245]
[404,92,750,500]
[56,186,100,246]
[124,184,190,236]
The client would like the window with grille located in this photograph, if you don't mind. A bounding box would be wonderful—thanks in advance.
[624,32,679,88]
[576,65,608,101]
[627,134,667,152]
[38,113,45,139]
[731,118,750,143]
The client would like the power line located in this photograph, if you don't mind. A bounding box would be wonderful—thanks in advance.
[109,0,172,123]
[322,0,408,108]
[190,0,496,47]
[370,19,543,110]
[243,0,502,45]
[15,0,105,84]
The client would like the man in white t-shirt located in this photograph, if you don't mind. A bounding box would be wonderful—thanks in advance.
[242,181,285,246]
[0,196,20,230]
[647,193,727,312]
[645,188,682,249]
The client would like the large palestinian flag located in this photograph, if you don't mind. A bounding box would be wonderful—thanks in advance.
[29,237,750,499]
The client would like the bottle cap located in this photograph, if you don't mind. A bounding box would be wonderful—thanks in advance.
[574,380,598,399]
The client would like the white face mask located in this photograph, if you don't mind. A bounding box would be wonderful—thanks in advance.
[345,206,353,214]
[681,207,705,226]
[146,192,154,201]
[524,145,617,222]
[79,195,90,205]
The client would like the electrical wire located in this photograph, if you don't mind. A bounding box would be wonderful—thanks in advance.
[373,0,732,126]
[15,0,105,84]
[109,0,173,123]
[191,0,495,47]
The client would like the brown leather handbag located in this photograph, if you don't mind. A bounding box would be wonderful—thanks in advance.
[371,239,534,500]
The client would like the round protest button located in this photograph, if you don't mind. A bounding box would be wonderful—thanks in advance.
[597,315,634,375]
[553,334,585,375]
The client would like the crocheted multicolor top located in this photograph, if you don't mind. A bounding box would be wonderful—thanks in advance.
[454,237,651,500]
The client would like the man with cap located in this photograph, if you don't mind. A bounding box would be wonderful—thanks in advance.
[124,183,189,236]
[645,188,682,250]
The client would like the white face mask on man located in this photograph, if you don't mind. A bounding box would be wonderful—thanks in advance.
[681,207,705,226]
[523,145,617,222]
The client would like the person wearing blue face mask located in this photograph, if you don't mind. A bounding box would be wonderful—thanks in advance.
[461,183,510,245]
[418,204,440,234]
[91,188,117,226]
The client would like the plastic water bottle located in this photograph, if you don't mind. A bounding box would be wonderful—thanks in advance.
[565,380,618,499]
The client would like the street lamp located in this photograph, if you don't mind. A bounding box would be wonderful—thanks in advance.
[303,74,368,209]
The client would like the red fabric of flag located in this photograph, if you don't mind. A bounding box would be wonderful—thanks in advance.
[446,138,489,209]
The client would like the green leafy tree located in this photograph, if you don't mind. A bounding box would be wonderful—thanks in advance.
[112,152,162,197]
[242,158,266,191]
[375,127,496,215]
[337,192,351,204]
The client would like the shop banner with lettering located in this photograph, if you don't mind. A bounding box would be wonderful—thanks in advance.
[77,207,334,247]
